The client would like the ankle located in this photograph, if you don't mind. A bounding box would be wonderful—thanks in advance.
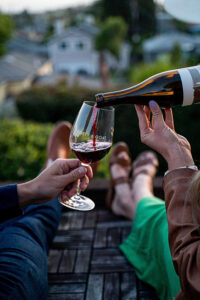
[132,175,154,204]
[113,185,136,220]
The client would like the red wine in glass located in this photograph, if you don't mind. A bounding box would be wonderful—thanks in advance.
[71,140,112,164]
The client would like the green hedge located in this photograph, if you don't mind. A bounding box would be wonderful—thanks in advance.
[16,85,99,124]
[0,119,53,181]
[1,103,200,183]
[0,119,110,182]
[128,55,183,84]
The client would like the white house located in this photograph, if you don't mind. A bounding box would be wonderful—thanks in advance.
[143,32,200,62]
[48,23,131,76]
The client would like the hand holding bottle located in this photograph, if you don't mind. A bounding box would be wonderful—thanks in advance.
[135,101,194,171]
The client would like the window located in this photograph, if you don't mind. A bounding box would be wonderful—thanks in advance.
[76,41,85,50]
[59,41,69,50]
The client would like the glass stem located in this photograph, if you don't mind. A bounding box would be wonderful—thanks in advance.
[75,163,88,200]
[76,181,81,197]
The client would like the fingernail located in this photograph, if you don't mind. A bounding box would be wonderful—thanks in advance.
[78,167,85,176]
[149,101,157,109]
[146,153,154,159]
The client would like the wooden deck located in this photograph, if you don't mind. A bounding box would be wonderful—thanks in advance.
[48,178,162,300]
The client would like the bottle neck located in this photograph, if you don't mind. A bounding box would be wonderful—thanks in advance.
[96,71,179,107]
[96,81,147,107]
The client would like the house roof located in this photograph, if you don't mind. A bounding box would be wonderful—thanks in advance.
[48,23,99,45]
[0,52,47,83]
[143,32,200,53]
[8,31,48,56]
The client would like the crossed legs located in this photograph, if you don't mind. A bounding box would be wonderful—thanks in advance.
[0,122,71,300]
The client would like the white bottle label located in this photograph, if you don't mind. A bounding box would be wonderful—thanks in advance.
[178,66,200,106]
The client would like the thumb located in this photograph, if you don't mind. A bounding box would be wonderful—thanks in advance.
[149,101,165,128]
[61,166,86,186]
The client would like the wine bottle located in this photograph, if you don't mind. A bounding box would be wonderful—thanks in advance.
[95,66,200,108]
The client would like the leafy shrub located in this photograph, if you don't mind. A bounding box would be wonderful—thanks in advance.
[128,55,179,84]
[1,101,200,183]
[16,85,99,124]
[0,119,111,182]
[0,119,53,181]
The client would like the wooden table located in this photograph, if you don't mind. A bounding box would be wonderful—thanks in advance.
[48,179,161,300]
[48,209,159,300]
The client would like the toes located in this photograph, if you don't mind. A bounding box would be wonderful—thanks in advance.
[131,151,159,179]
[132,151,158,169]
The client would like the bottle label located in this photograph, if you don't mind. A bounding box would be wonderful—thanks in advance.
[178,66,200,106]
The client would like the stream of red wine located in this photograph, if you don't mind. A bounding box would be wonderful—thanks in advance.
[92,104,98,150]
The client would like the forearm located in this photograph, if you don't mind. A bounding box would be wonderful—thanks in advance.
[164,169,200,299]
[17,180,36,209]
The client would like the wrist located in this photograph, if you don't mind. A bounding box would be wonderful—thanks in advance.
[165,145,194,171]
[17,180,35,209]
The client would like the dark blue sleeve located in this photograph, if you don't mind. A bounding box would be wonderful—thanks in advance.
[0,184,23,223]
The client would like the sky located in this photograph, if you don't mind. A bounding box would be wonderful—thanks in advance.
[0,0,96,13]
[0,0,164,14]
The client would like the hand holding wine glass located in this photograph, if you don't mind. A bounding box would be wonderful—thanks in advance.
[59,101,114,211]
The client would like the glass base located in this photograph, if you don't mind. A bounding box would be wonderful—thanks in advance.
[59,194,95,211]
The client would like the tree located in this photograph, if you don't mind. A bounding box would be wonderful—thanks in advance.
[0,13,14,56]
[90,0,156,39]
[95,17,127,87]
[170,43,182,67]
[137,0,156,37]
[102,0,134,38]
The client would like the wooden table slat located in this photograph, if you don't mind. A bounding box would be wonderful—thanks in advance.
[121,272,137,300]
[104,273,120,300]
[48,250,62,274]
[75,249,91,273]
[86,274,104,300]
[48,294,84,300]
[97,220,132,229]
[121,227,132,243]
[98,210,121,222]
[49,283,85,294]
[52,229,94,249]
[58,249,76,273]
[48,274,87,283]
[58,212,74,230]
[69,212,85,229]
[107,228,121,247]
[93,228,107,248]
[84,211,97,228]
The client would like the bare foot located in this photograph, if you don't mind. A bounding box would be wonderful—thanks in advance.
[131,151,158,206]
[46,122,72,167]
[110,150,133,219]
[111,151,158,220]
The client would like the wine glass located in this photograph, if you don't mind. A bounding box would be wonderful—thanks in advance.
[59,101,114,211]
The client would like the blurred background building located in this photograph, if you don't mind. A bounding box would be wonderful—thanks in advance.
[1,0,200,102]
